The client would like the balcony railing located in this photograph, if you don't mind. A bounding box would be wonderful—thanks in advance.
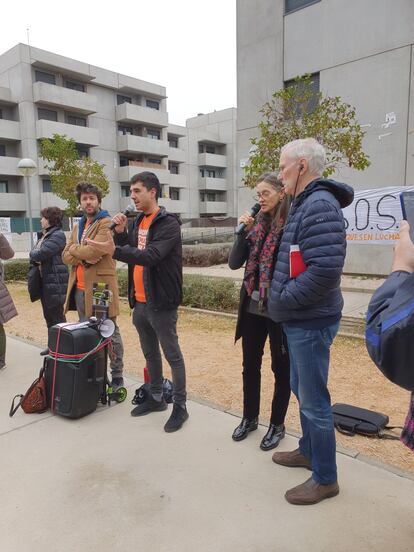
[36,120,100,147]
[0,192,26,211]
[33,82,97,115]
[118,161,170,184]
[198,177,227,191]
[117,134,169,157]
[116,102,168,127]
[198,153,227,168]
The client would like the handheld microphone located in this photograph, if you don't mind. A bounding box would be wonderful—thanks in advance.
[235,202,261,235]
[109,204,135,230]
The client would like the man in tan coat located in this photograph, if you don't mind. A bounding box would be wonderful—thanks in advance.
[62,182,124,387]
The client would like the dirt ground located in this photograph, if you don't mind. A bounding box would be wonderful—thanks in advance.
[5,283,414,474]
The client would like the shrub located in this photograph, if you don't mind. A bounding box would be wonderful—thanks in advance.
[182,274,240,313]
[3,259,29,281]
[117,269,128,297]
[182,243,232,267]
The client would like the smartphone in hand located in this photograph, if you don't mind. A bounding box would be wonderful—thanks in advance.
[400,191,414,242]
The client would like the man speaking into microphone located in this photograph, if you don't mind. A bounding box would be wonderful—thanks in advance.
[87,172,188,433]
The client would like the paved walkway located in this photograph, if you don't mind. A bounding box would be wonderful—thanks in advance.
[1,336,413,551]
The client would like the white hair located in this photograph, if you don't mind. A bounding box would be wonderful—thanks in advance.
[281,138,326,175]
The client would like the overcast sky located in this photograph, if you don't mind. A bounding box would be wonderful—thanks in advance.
[0,0,237,126]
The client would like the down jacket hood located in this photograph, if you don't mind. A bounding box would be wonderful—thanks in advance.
[295,178,354,209]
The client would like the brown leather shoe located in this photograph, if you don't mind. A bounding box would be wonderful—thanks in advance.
[285,477,339,505]
[272,448,311,470]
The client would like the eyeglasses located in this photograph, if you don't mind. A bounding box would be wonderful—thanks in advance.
[254,190,278,200]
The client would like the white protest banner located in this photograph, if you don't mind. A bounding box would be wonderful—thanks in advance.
[342,186,414,244]
[0,217,11,233]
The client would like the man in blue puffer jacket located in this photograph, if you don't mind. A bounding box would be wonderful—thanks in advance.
[269,138,354,505]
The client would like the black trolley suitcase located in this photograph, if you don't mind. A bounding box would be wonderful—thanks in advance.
[45,323,106,419]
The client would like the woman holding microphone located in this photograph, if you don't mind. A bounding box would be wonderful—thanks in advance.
[229,173,291,451]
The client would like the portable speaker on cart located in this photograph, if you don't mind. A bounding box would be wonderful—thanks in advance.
[45,323,107,419]
[45,282,127,419]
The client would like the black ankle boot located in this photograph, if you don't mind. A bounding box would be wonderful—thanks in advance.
[232,417,258,441]
[260,423,285,451]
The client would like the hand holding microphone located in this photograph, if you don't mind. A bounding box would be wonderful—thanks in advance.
[235,203,261,235]
[109,204,135,232]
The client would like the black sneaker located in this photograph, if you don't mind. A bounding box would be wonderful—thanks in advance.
[131,395,168,417]
[164,403,189,433]
[111,377,124,391]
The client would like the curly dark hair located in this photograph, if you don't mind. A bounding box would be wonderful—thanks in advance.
[75,182,103,204]
[40,206,64,228]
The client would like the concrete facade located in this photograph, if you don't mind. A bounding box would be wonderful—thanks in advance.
[236,0,414,274]
[0,44,237,222]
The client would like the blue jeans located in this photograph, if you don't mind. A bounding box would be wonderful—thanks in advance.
[283,322,340,485]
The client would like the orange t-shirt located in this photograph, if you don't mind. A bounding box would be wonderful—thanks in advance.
[76,219,91,291]
[134,208,159,302]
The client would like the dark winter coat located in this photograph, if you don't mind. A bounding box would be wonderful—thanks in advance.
[268,178,354,327]
[29,226,69,308]
[113,207,183,311]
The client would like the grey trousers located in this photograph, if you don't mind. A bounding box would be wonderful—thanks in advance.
[75,288,124,378]
[133,302,186,405]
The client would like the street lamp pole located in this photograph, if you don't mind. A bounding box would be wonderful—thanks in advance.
[17,158,37,250]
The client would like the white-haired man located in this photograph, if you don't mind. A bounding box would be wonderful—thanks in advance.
[268,138,354,505]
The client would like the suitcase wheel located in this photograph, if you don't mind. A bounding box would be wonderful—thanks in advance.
[115,387,127,403]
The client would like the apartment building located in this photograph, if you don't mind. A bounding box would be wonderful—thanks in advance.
[237,0,414,274]
[0,44,237,230]
[185,108,237,219]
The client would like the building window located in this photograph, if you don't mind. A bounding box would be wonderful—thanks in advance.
[200,169,216,178]
[65,80,85,92]
[0,144,5,156]
[119,156,129,167]
[38,108,58,122]
[0,181,8,193]
[206,144,215,154]
[147,157,162,165]
[146,99,160,110]
[35,70,56,85]
[0,109,2,119]
[200,191,219,202]
[76,146,90,158]
[169,162,179,174]
[284,72,320,115]
[117,94,132,105]
[169,188,180,201]
[147,128,160,140]
[118,125,133,136]
[66,114,87,127]
[121,186,130,197]
[285,0,320,14]
[198,144,204,154]
[168,136,178,148]
[42,179,52,193]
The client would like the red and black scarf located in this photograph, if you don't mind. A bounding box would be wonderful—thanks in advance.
[244,212,284,310]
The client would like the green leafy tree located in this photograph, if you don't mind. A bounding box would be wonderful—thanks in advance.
[40,134,109,215]
[243,75,370,187]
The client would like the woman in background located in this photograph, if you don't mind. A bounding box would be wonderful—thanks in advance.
[0,233,17,370]
[229,173,291,451]
[29,207,68,342]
